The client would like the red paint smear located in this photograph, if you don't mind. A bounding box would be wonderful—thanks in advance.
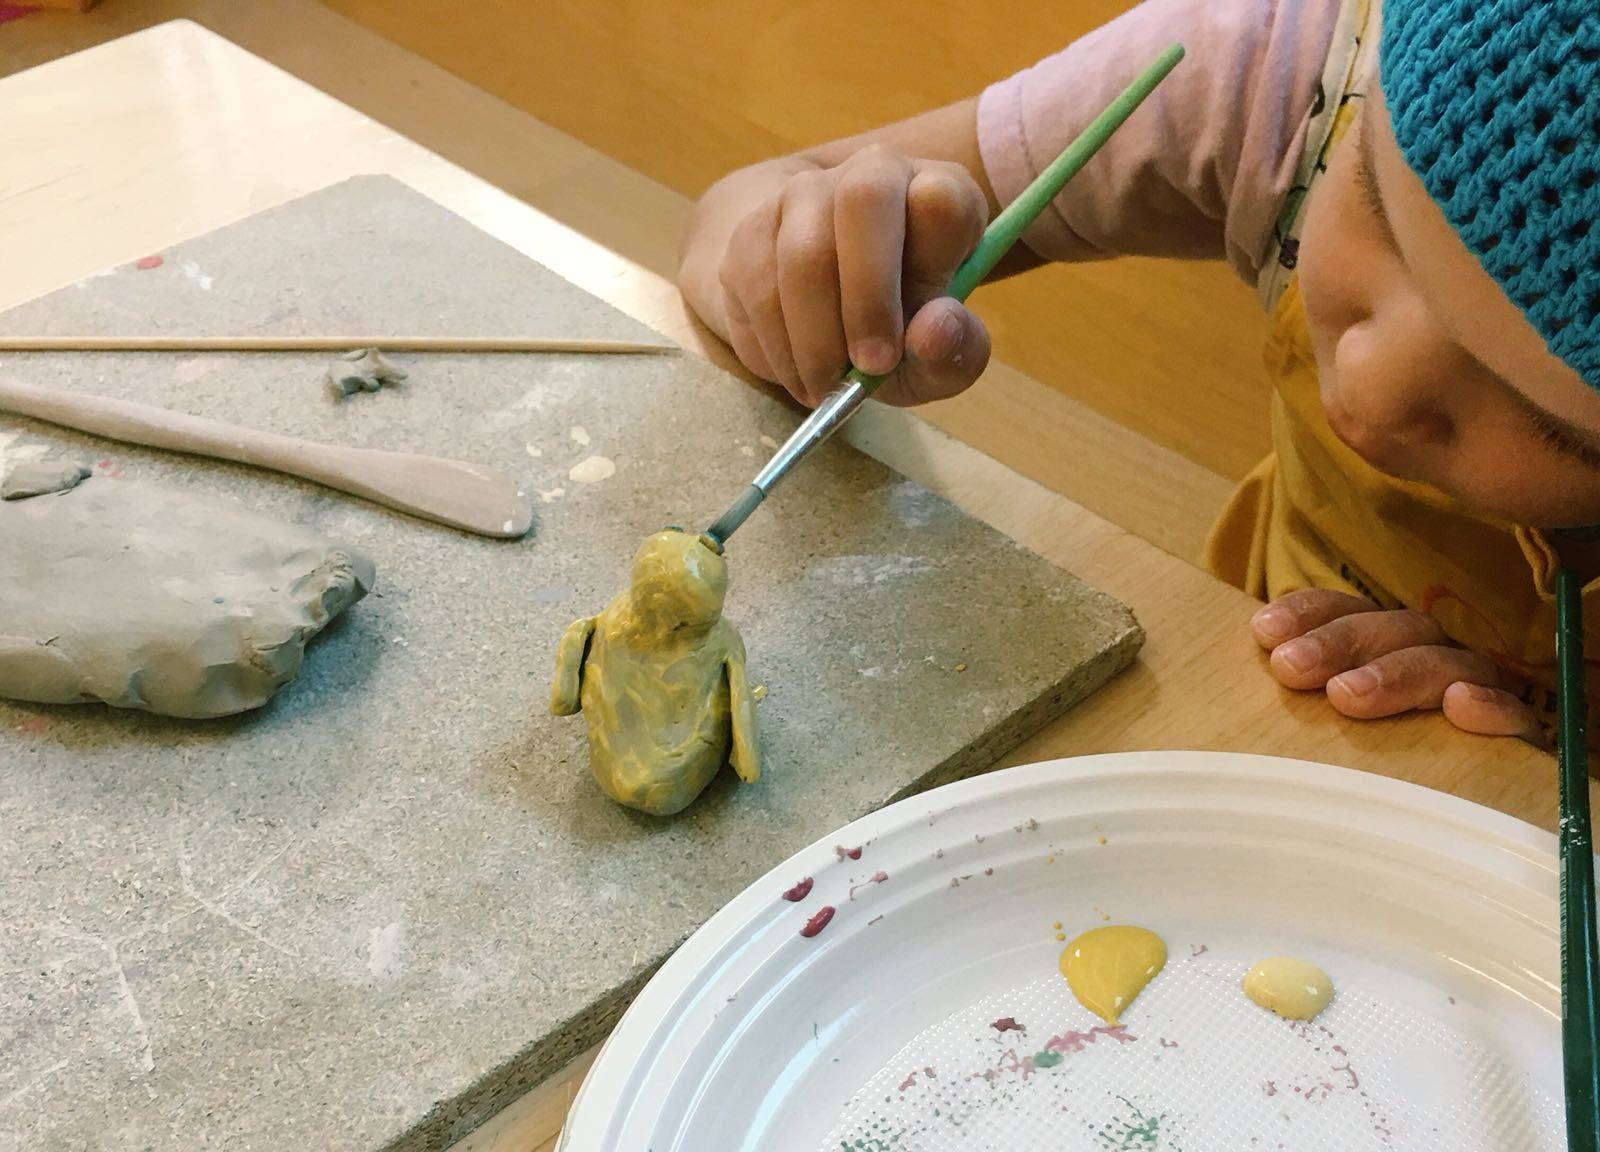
[896,1070,917,1093]
[134,255,164,270]
[834,844,862,861]
[1040,1024,1133,1055]
[15,716,50,735]
[781,876,813,902]
[97,460,113,469]
[799,905,835,938]
[990,1017,1025,1034]
[847,870,888,901]
[1159,1037,1180,1049]
[0,5,39,26]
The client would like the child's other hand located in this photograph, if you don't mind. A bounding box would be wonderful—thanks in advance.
[716,146,992,408]
[1250,589,1544,744]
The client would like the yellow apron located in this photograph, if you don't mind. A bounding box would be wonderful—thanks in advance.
[1204,276,1600,738]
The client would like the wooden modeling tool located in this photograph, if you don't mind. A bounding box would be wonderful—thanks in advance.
[0,336,673,354]
[704,42,1186,547]
[0,377,533,539]
[1557,568,1600,1151]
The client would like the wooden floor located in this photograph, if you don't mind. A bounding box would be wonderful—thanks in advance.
[1,0,1271,489]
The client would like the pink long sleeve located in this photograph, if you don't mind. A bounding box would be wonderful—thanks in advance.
[977,0,1339,284]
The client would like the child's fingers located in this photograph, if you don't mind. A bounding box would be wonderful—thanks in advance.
[1324,644,1502,719]
[720,201,802,394]
[1268,608,1447,690]
[1251,588,1377,649]
[903,161,988,307]
[775,171,848,404]
[720,287,780,390]
[1441,682,1547,746]
[834,145,913,377]
[877,298,991,407]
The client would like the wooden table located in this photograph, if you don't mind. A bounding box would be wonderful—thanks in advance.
[0,20,1565,1152]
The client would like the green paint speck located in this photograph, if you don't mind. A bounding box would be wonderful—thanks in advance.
[1032,1050,1064,1069]
[1095,1096,1176,1150]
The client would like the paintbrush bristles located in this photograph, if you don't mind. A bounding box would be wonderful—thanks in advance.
[705,485,765,548]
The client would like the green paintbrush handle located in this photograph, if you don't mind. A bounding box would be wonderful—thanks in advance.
[851,41,1186,395]
[706,43,1185,546]
[947,41,1185,301]
[1558,568,1600,1151]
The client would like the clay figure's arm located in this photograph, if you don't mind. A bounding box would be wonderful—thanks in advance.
[725,636,760,784]
[550,616,595,716]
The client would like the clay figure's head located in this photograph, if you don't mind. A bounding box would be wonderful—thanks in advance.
[626,529,728,631]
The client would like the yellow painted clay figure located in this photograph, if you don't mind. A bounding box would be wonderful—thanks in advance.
[551,528,760,815]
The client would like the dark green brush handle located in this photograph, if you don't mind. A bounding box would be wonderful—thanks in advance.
[1558,567,1600,1152]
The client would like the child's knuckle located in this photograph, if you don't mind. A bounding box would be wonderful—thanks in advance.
[836,169,901,218]
[783,167,833,203]
[776,224,835,283]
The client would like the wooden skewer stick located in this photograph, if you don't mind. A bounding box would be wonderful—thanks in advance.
[0,376,534,540]
[0,336,675,354]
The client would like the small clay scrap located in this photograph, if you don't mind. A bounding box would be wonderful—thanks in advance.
[2,457,90,500]
[0,478,374,718]
[326,347,408,397]
[551,528,760,815]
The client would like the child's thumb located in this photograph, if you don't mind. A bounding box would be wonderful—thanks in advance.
[879,298,990,407]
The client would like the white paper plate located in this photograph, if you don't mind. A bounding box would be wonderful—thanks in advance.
[558,752,1563,1150]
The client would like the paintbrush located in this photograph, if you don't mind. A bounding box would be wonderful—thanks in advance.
[703,42,1186,548]
[1557,568,1600,1151]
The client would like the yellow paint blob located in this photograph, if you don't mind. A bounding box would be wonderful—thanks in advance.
[1059,926,1167,1025]
[1242,957,1334,1021]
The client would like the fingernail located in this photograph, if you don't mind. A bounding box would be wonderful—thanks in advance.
[1253,605,1293,643]
[921,307,964,361]
[853,338,898,376]
[1333,666,1380,697]
[1458,682,1495,703]
[1275,637,1320,676]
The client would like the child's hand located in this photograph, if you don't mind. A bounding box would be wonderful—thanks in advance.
[1250,589,1544,744]
[712,146,992,408]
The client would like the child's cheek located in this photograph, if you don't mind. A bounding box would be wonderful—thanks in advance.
[1449,415,1600,527]
[1296,170,1390,391]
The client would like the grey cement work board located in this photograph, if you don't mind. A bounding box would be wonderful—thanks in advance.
[0,177,1142,1151]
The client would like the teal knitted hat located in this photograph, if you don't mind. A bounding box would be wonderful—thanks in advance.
[1381,0,1600,389]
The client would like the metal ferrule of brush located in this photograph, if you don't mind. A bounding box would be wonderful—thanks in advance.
[751,374,874,494]
[705,372,878,545]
